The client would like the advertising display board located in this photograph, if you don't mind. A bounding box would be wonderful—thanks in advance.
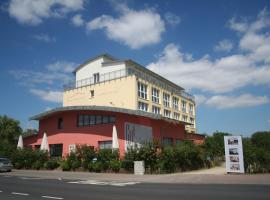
[224,136,244,173]
[125,122,152,150]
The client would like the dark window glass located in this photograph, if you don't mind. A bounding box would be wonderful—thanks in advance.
[102,116,109,124]
[50,144,63,157]
[163,137,173,146]
[90,115,96,125]
[96,115,102,124]
[109,116,116,123]
[83,115,89,126]
[98,141,112,149]
[58,118,63,129]
[78,115,83,127]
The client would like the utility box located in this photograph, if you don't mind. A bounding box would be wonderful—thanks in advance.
[134,161,145,175]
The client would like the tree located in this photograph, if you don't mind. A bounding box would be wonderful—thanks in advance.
[0,115,22,145]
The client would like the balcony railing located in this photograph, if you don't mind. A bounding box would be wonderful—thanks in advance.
[63,68,195,102]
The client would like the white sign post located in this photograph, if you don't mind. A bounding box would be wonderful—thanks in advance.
[224,136,244,173]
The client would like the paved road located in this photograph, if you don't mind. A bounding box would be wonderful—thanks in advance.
[0,175,269,200]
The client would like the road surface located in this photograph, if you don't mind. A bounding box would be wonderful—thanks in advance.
[0,175,269,200]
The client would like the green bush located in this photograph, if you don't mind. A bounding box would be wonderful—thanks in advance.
[158,146,176,173]
[65,152,81,171]
[61,161,71,171]
[89,161,103,172]
[109,160,121,172]
[75,145,96,170]
[44,160,59,170]
[32,161,43,170]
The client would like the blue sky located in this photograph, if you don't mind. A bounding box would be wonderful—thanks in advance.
[0,0,270,136]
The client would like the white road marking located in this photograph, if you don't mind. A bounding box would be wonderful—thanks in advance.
[20,177,48,180]
[41,196,63,199]
[0,190,3,192]
[68,180,140,187]
[11,192,29,196]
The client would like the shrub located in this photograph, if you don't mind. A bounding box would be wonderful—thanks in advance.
[109,160,121,173]
[61,161,71,171]
[44,160,59,170]
[158,146,176,173]
[96,149,119,171]
[89,161,103,172]
[32,161,43,170]
[75,145,96,170]
[65,152,81,171]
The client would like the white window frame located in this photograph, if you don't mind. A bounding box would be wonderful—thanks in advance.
[164,109,171,118]
[182,100,187,113]
[173,112,180,120]
[138,82,147,99]
[182,115,188,122]
[138,101,148,112]
[163,93,170,108]
[189,103,194,115]
[69,144,76,154]
[173,96,179,110]
[152,106,160,114]
[152,87,160,103]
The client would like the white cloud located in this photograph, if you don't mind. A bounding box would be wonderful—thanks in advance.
[214,39,233,52]
[147,9,270,94]
[86,5,165,49]
[30,89,63,103]
[194,94,207,106]
[10,61,77,103]
[71,14,84,26]
[205,94,269,109]
[8,0,85,25]
[33,33,56,42]
[164,12,181,26]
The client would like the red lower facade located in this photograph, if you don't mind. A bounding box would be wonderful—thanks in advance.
[24,109,203,157]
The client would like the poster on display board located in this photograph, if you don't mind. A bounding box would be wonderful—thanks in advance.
[224,136,245,173]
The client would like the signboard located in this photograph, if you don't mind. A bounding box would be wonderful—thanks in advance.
[224,136,244,173]
[125,122,152,150]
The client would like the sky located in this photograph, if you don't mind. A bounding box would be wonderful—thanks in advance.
[0,0,270,136]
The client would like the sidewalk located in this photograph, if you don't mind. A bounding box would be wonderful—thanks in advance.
[1,167,270,185]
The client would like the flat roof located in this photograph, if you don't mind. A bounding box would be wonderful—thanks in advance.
[30,106,192,125]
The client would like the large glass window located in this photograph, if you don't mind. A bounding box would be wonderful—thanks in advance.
[138,101,148,112]
[152,106,160,114]
[99,141,112,149]
[94,73,100,83]
[173,112,180,120]
[138,82,147,99]
[50,144,63,157]
[163,137,173,146]
[189,103,194,115]
[164,109,171,118]
[152,87,159,103]
[173,97,179,110]
[77,115,116,127]
[163,93,170,107]
[182,100,187,113]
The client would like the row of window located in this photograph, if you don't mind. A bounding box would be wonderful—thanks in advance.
[137,82,194,114]
[138,102,195,123]
[78,115,116,127]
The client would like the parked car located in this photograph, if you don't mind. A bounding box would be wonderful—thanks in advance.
[0,157,13,172]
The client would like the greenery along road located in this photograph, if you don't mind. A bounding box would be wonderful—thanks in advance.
[0,115,270,173]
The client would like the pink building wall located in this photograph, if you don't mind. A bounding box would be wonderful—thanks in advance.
[24,110,186,157]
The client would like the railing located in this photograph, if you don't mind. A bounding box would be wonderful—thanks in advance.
[63,68,195,102]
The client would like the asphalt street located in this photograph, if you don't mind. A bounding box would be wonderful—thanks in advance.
[0,175,269,200]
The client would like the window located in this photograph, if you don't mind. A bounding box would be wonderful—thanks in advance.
[78,115,84,127]
[152,88,159,103]
[189,103,194,115]
[164,109,171,118]
[173,112,180,120]
[90,115,96,125]
[182,100,187,112]
[77,115,116,126]
[94,73,100,83]
[173,97,179,110]
[96,115,102,124]
[163,137,173,146]
[163,93,170,107]
[50,144,63,157]
[83,115,89,126]
[99,141,112,149]
[69,144,76,154]
[138,82,147,99]
[176,139,182,145]
[90,90,94,98]
[182,115,188,122]
[152,106,160,114]
[190,117,194,127]
[57,118,63,129]
[102,116,109,124]
[138,101,148,111]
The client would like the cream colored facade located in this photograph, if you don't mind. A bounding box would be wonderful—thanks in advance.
[63,55,196,133]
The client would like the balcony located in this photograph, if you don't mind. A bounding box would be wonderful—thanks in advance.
[63,68,195,102]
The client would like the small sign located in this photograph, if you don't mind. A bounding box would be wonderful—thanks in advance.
[224,136,244,173]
